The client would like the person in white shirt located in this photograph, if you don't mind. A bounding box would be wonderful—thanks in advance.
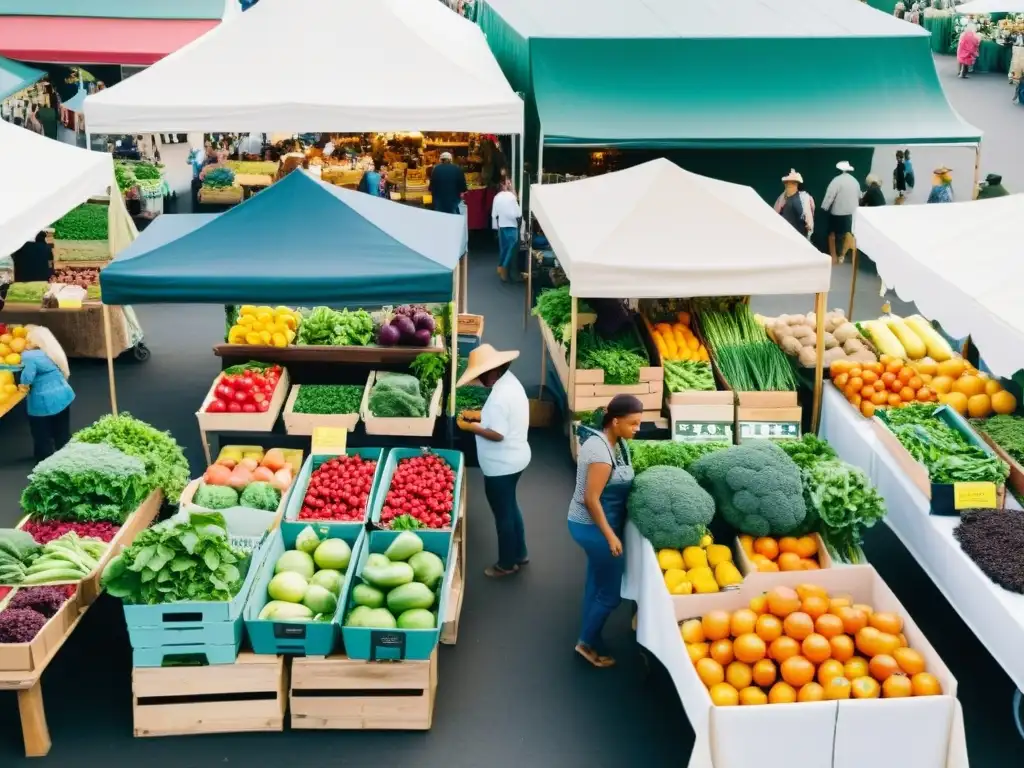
[491,179,521,282]
[456,344,531,578]
[820,161,861,263]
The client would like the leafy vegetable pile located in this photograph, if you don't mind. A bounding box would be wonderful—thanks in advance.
[3,282,49,304]
[664,360,715,393]
[52,204,108,241]
[297,307,374,346]
[21,442,149,523]
[456,356,490,412]
[700,304,796,391]
[200,164,236,188]
[101,512,250,605]
[532,286,592,343]
[883,403,1009,484]
[368,374,428,418]
[575,327,648,385]
[628,440,730,476]
[954,509,1024,594]
[777,433,837,470]
[971,414,1024,465]
[293,385,364,415]
[72,413,190,501]
[410,352,448,398]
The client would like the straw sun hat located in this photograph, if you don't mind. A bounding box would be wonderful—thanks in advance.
[781,169,804,183]
[456,344,519,387]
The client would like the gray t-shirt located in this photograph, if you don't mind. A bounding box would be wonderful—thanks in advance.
[568,430,625,524]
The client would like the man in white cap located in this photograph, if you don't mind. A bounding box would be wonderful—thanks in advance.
[774,169,814,239]
[821,161,861,263]
[428,151,467,215]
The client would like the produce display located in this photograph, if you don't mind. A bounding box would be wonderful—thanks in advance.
[259,527,350,621]
[20,520,119,545]
[292,384,363,416]
[196,448,294,510]
[0,370,17,407]
[576,326,649,385]
[299,307,374,346]
[737,535,823,573]
[658,534,742,595]
[0,324,27,366]
[200,164,236,189]
[2,283,60,306]
[0,532,106,586]
[953,509,1024,594]
[410,352,448,398]
[627,466,715,549]
[0,587,74,643]
[882,403,1009,485]
[663,360,715,393]
[684,584,943,704]
[203,363,284,414]
[377,305,436,348]
[378,452,456,530]
[52,204,108,242]
[700,304,796,392]
[860,315,954,363]
[972,414,1024,465]
[101,511,251,605]
[761,309,877,368]
[115,160,163,195]
[368,373,430,418]
[646,311,710,363]
[343,532,445,630]
[225,160,279,176]
[297,454,379,523]
[628,440,730,476]
[227,306,300,347]
[532,285,592,344]
[51,266,102,297]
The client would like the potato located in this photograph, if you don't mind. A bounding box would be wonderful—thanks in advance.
[824,316,837,333]
[851,349,877,363]
[806,312,817,328]
[823,332,837,350]
[782,314,807,327]
[781,336,803,356]
[831,308,847,320]
[843,338,865,354]
[790,325,814,340]
[833,322,860,344]
[823,347,847,365]
[772,322,792,341]
[800,335,816,348]
[798,346,818,367]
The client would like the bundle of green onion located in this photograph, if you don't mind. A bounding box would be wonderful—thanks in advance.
[700,305,796,392]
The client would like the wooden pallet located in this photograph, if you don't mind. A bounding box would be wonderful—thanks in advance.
[131,653,286,737]
[290,649,437,730]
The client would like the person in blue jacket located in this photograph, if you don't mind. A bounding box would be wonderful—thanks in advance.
[18,326,75,461]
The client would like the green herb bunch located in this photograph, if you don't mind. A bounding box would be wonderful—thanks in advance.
[52,204,108,241]
[293,385,363,415]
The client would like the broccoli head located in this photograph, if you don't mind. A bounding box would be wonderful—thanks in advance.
[239,481,281,512]
[627,466,715,549]
[689,441,807,537]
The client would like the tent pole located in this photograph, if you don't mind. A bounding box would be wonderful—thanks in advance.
[972,142,982,200]
[460,252,469,311]
[525,131,543,327]
[848,247,859,318]
[568,296,578,453]
[102,304,118,415]
[811,292,827,434]
[450,267,459,419]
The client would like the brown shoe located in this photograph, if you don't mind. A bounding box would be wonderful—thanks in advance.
[497,266,508,282]
[484,563,519,578]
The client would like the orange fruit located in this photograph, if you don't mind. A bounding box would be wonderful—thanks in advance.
[815,613,845,639]
[702,610,731,641]
[797,682,825,702]
[768,681,797,704]
[801,558,820,570]
[898,633,908,648]
[882,674,913,698]
[795,536,818,558]
[860,395,876,414]
[681,619,705,644]
[855,627,882,657]
[801,596,829,620]
[817,659,845,686]
[730,609,759,637]
[862,370,878,385]
[777,552,803,571]
[755,614,783,643]
[829,634,855,663]
[848,376,863,392]
[710,639,735,666]
[783,612,815,641]
[875,632,902,656]
[738,534,755,555]
[696,658,725,688]
[893,647,925,676]
[869,612,903,635]
[836,606,868,635]
[844,657,869,680]
[753,537,780,561]
[850,393,862,408]
[849,366,863,379]
[851,676,881,699]
[834,372,850,388]
[687,642,709,663]
[898,367,913,384]
[829,596,852,613]
[780,656,816,687]
[796,583,828,602]
[757,559,780,573]
[769,636,801,663]
[907,376,923,391]
[852,603,874,617]
[752,658,777,687]
[726,661,753,690]
[733,633,767,664]
[766,587,801,618]
[802,633,832,664]
[824,676,852,700]
[709,682,740,706]
[738,686,768,706]
[887,393,902,407]
[778,536,800,554]
[870,391,888,406]
[911,672,942,696]
[881,371,897,387]
[869,654,900,682]
[748,594,768,615]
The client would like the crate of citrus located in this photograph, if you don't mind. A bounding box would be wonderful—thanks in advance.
[0,324,28,367]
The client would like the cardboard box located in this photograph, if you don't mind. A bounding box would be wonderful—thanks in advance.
[196,368,289,433]
[733,533,834,574]
[673,567,964,768]
[282,384,360,434]
[736,392,802,443]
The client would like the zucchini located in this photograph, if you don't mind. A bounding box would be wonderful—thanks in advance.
[904,316,954,362]
[885,315,927,360]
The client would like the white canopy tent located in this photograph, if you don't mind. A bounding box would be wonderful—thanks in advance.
[0,119,113,258]
[856,195,1024,379]
[530,158,832,298]
[956,0,1024,14]
[82,0,524,135]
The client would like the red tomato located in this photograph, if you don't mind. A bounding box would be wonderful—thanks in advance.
[207,399,227,413]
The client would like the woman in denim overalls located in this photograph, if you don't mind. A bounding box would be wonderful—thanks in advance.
[568,395,643,668]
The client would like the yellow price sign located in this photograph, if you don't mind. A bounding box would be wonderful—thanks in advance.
[953,482,997,510]
[311,426,348,456]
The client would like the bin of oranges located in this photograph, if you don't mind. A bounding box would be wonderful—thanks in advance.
[830,355,939,419]
[736,533,832,573]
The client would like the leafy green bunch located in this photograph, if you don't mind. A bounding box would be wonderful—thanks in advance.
[293,385,364,415]
[52,204,108,241]
[297,307,374,346]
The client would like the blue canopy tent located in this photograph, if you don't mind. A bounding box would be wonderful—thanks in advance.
[98,170,466,431]
[0,55,44,102]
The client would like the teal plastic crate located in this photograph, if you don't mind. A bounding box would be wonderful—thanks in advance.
[281,448,386,540]
[244,525,364,656]
[368,448,464,531]
[132,641,242,667]
[341,529,454,661]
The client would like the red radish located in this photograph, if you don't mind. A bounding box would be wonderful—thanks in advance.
[204,464,232,486]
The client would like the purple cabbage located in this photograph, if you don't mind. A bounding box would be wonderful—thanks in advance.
[377,323,401,346]
[413,329,433,347]
[391,315,416,341]
[412,312,436,334]
[9,587,67,618]
[0,608,48,643]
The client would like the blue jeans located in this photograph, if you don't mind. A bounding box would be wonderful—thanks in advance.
[483,472,527,569]
[568,520,624,649]
[497,226,518,271]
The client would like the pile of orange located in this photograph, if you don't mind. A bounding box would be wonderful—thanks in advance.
[739,535,821,572]
[682,584,943,706]
[830,356,936,419]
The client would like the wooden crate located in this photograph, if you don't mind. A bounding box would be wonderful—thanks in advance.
[361,371,442,437]
[0,591,81,674]
[290,649,438,730]
[457,313,484,337]
[132,653,286,737]
[195,368,289,433]
[282,384,360,435]
[52,239,110,263]
[734,534,835,575]
[198,186,243,204]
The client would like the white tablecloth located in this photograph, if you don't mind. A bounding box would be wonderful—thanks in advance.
[820,385,1024,692]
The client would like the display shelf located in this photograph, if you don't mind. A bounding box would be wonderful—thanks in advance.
[213,337,446,365]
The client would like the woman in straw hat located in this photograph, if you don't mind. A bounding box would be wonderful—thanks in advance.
[774,169,814,239]
[568,395,644,668]
[456,344,531,577]
[17,325,75,461]
[927,166,954,204]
